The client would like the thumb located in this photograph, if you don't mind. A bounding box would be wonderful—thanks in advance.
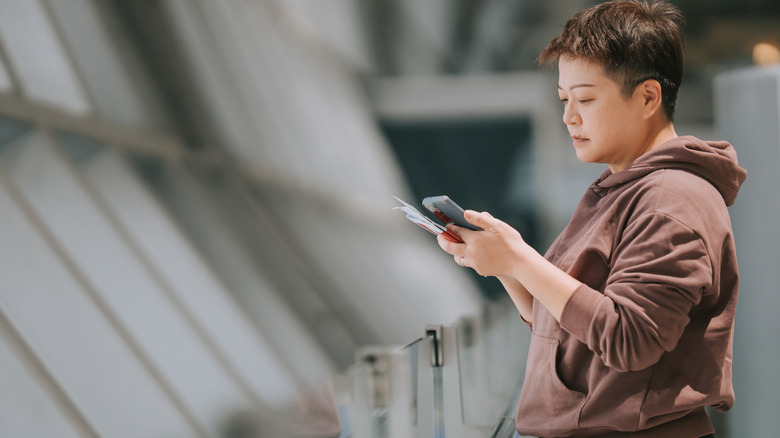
[464,210,496,230]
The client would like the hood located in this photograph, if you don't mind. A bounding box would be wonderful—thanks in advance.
[592,135,747,206]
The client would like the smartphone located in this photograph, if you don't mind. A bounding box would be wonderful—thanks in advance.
[422,195,482,231]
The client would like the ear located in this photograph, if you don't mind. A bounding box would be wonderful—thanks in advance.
[637,79,664,120]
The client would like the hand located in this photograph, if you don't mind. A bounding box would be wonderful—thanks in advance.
[439,210,581,322]
[436,210,528,278]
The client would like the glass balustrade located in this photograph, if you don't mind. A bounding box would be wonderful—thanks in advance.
[339,299,528,438]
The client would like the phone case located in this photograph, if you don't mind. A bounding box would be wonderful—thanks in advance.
[422,195,482,231]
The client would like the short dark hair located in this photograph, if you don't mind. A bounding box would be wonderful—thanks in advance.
[539,0,685,121]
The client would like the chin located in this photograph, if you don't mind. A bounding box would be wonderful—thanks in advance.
[573,148,595,164]
[573,144,603,165]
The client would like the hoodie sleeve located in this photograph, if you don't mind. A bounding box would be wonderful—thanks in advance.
[559,212,713,372]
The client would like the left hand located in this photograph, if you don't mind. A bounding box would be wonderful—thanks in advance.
[437,210,528,278]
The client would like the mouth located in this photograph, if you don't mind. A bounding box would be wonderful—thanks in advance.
[571,135,589,144]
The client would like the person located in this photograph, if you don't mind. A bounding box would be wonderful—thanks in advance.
[436,1,747,437]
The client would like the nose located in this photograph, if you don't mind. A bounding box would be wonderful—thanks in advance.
[562,102,581,126]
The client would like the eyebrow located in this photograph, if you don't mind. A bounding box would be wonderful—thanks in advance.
[557,83,595,90]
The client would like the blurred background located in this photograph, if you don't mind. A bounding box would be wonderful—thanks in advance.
[0,0,777,437]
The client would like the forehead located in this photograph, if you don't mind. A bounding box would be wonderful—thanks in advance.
[557,57,618,91]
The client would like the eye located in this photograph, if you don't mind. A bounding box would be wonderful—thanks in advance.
[578,99,593,104]
[559,98,568,104]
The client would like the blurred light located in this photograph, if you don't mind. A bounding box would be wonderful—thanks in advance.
[752,42,780,66]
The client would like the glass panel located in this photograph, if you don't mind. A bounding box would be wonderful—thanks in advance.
[0,324,82,438]
[329,373,354,438]
[348,361,374,437]
[349,346,420,438]
[204,181,361,369]
[409,337,435,438]
[457,316,496,426]
[386,347,416,437]
[0,0,90,114]
[44,0,155,128]
[348,339,433,438]
[437,325,495,437]
[432,365,445,438]
[127,154,334,390]
[60,136,298,407]
[0,157,196,437]
[407,341,419,429]
[1,130,253,436]
[455,308,529,429]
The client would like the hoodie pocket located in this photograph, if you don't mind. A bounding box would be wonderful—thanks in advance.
[515,334,589,436]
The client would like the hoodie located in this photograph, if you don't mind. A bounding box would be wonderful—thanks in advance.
[515,136,747,438]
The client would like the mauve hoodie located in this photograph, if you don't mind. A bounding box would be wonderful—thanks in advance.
[515,136,747,438]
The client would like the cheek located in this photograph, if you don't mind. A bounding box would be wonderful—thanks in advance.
[592,106,632,135]
[582,108,609,138]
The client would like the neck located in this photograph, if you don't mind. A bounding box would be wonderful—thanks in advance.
[608,121,677,174]
[648,122,678,150]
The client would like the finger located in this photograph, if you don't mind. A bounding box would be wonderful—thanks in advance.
[437,233,459,254]
[446,224,479,244]
[445,223,464,235]
[442,231,462,243]
[463,210,497,230]
[442,225,466,243]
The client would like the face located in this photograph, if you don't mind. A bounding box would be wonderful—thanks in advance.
[557,57,650,173]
